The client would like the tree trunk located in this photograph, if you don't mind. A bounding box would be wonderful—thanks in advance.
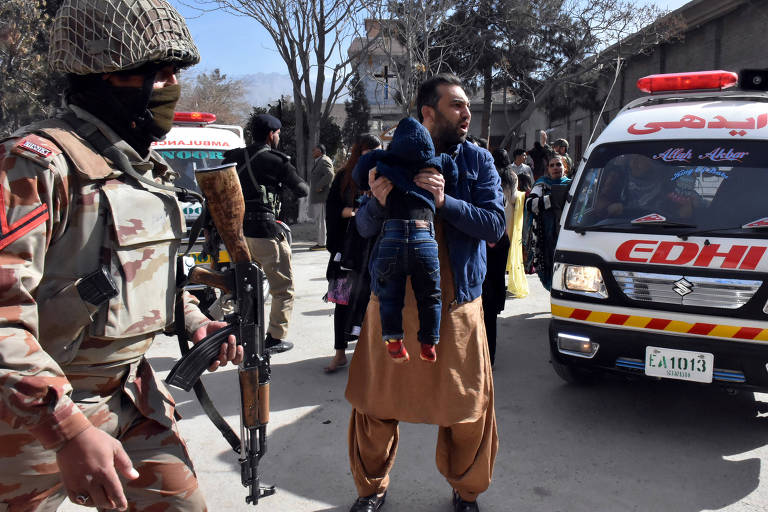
[481,63,493,141]
[294,97,310,222]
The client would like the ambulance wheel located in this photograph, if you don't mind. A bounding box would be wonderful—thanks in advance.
[551,358,596,385]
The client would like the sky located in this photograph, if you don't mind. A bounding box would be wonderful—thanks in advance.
[171,0,692,78]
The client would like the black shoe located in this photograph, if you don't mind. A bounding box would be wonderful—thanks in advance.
[349,491,386,512]
[265,334,294,354]
[452,490,479,512]
[309,244,326,251]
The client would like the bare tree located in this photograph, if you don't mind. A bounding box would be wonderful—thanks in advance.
[0,0,63,137]
[364,0,482,117]
[497,0,684,148]
[177,68,250,125]
[194,0,379,189]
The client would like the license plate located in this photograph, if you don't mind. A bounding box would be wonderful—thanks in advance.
[645,346,714,383]
[188,250,231,265]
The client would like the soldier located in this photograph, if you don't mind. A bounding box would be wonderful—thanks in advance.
[222,114,309,354]
[0,1,242,510]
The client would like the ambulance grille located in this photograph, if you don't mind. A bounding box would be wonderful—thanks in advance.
[612,271,762,309]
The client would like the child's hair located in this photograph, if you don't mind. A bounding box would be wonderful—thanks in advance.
[340,133,382,197]
[517,172,532,192]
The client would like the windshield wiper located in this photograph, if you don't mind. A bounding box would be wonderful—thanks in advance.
[681,219,768,238]
[575,219,696,235]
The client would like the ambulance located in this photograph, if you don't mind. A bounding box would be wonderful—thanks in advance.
[549,70,768,389]
[151,111,244,276]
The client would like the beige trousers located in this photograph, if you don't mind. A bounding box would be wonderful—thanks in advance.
[246,235,294,340]
[348,391,498,503]
[309,202,327,245]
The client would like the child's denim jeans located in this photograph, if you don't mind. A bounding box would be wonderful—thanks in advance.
[370,219,441,345]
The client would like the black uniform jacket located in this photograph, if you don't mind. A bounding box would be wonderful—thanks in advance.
[223,143,308,238]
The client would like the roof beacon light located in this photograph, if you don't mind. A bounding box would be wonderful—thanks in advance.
[173,112,217,124]
[637,70,738,93]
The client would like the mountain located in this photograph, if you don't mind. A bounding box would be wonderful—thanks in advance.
[238,72,295,108]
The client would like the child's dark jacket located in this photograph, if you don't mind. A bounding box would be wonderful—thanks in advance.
[352,117,459,212]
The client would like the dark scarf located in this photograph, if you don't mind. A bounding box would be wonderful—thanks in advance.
[68,74,180,156]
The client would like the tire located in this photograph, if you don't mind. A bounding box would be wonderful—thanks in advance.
[550,357,597,385]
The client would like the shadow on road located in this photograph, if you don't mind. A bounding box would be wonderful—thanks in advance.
[488,312,768,511]
[152,307,768,511]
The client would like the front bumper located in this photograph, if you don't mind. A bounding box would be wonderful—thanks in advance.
[549,319,768,389]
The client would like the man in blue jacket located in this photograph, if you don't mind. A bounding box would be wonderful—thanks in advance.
[345,74,505,512]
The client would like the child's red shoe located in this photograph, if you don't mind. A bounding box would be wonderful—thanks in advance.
[386,339,409,363]
[420,343,437,363]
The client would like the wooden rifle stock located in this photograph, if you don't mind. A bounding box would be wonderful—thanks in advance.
[194,164,251,263]
[188,266,234,294]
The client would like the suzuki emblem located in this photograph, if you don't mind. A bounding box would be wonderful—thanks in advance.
[673,278,694,297]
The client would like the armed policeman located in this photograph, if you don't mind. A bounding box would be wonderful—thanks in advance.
[0,0,241,510]
[222,114,309,355]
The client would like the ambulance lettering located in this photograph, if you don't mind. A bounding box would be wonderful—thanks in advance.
[152,140,231,147]
[615,240,767,270]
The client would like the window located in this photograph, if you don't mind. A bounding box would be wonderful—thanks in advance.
[567,140,768,236]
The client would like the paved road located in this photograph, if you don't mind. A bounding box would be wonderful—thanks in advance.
[62,225,768,511]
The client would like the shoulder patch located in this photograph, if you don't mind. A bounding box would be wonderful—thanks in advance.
[11,134,61,166]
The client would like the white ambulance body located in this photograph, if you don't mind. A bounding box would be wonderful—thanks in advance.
[549,70,768,388]
[151,112,244,268]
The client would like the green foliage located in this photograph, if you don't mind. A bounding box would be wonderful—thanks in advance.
[342,73,370,146]
[320,116,343,160]
[0,0,64,136]
[246,97,341,160]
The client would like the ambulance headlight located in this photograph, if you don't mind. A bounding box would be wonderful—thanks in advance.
[552,263,608,298]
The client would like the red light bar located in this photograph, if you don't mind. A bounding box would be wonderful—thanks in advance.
[637,70,738,93]
[173,112,217,123]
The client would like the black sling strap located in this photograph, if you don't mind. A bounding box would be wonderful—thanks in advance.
[175,258,241,453]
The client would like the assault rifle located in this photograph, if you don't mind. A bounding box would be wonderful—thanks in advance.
[166,164,275,505]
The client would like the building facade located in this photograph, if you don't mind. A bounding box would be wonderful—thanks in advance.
[515,0,768,164]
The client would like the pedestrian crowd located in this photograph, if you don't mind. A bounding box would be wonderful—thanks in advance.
[0,1,576,511]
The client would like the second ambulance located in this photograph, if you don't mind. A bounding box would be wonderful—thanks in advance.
[549,70,768,389]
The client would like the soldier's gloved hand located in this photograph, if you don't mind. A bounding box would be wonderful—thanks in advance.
[192,320,243,371]
[57,425,139,510]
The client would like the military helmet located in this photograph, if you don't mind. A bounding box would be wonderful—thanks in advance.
[50,0,200,75]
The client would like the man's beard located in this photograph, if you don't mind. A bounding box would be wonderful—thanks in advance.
[433,109,467,149]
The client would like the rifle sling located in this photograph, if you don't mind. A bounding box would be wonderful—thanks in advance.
[61,113,204,205]
[242,146,270,192]
[174,258,242,453]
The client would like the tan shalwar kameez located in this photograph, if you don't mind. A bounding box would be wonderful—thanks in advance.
[345,221,498,503]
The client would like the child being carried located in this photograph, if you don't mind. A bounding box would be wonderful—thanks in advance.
[354,117,458,363]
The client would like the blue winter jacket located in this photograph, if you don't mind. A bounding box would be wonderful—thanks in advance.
[356,140,505,304]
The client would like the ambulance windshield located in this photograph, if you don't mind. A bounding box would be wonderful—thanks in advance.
[155,149,228,195]
[567,140,768,236]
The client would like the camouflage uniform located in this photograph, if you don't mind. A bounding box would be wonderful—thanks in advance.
[0,104,211,511]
